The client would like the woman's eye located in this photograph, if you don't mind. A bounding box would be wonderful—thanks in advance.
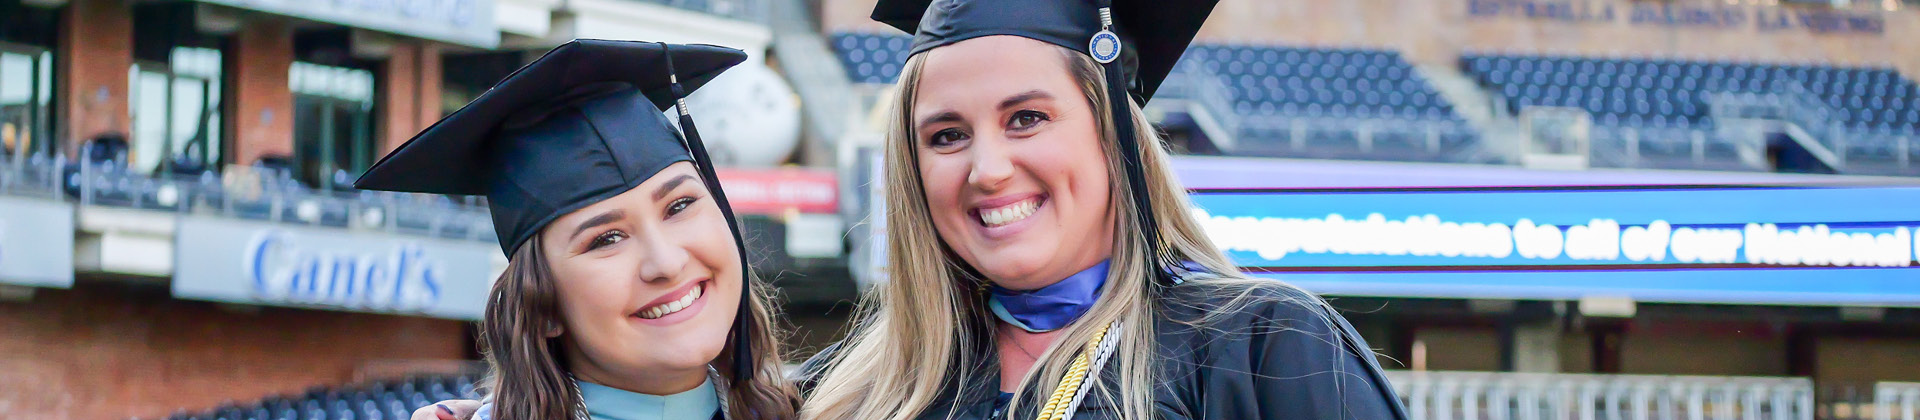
[588,230,628,250]
[1009,110,1050,130]
[928,128,968,147]
[666,197,698,217]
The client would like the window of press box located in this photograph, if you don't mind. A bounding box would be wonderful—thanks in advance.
[292,29,378,191]
[129,2,226,176]
[0,0,58,161]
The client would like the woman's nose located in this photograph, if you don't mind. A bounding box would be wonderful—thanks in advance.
[634,233,692,283]
[967,134,1015,192]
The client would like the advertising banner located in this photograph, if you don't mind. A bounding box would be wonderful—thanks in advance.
[173,216,498,320]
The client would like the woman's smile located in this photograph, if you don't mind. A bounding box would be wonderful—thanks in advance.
[631,279,710,323]
[971,193,1047,238]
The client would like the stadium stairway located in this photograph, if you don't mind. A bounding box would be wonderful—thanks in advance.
[770,0,860,160]
[1418,64,1524,165]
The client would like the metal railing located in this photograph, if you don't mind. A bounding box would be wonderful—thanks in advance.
[1386,371,1817,420]
[1237,115,1477,157]
[629,0,767,22]
[0,152,65,199]
[1587,124,1754,169]
[4,148,494,243]
[1700,79,1920,173]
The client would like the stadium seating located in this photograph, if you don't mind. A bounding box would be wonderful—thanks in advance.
[1177,44,1477,161]
[829,32,1479,162]
[1462,52,1920,170]
[153,374,480,420]
[832,32,912,85]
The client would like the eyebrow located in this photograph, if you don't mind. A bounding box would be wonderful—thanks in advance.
[652,174,698,200]
[997,90,1051,111]
[914,90,1054,130]
[916,111,963,130]
[568,209,627,242]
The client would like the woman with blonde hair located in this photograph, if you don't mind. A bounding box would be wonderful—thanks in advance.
[366,40,801,420]
[797,1,1408,419]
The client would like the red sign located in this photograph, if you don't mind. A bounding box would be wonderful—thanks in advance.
[715,168,838,215]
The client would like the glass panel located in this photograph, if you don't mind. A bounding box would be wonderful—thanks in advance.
[132,68,170,173]
[0,52,31,104]
[290,61,376,188]
[0,51,30,157]
[168,77,217,172]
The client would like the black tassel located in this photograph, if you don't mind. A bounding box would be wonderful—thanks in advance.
[1093,16,1178,285]
[660,42,758,386]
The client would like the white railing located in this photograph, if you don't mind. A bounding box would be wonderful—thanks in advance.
[1385,371,1815,420]
[1879,383,1920,420]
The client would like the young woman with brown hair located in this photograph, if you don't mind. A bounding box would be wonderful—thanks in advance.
[361,40,800,420]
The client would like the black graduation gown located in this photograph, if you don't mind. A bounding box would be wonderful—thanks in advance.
[799,280,1410,420]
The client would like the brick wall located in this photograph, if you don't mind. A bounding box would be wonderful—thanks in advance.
[230,19,296,166]
[377,40,446,155]
[0,285,468,419]
[56,0,132,154]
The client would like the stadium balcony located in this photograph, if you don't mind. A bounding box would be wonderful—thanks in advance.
[0,136,497,296]
[828,32,1483,164]
[147,373,481,420]
[39,145,496,244]
[1462,52,1920,175]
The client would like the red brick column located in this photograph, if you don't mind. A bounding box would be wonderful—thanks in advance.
[229,19,296,166]
[379,42,421,155]
[56,0,132,155]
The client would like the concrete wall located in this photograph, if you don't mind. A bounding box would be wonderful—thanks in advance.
[1414,326,1503,371]
[1814,336,1920,383]
[1619,321,1790,376]
[0,286,467,419]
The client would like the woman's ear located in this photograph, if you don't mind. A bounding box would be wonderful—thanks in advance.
[545,320,564,338]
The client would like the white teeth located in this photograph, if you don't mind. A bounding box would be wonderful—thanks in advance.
[979,198,1039,228]
[636,284,704,319]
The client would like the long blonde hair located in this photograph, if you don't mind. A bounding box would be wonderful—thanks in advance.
[802,44,1299,420]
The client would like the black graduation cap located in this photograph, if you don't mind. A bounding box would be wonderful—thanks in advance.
[871,0,1220,281]
[872,0,1218,103]
[354,39,763,384]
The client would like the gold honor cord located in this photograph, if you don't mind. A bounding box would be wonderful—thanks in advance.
[1032,320,1122,420]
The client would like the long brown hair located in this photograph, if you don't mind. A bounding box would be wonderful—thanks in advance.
[478,235,801,420]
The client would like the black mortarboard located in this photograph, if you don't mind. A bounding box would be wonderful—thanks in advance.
[355,39,763,384]
[872,0,1220,282]
[872,0,1218,103]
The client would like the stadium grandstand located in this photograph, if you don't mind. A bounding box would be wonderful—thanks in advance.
[1,0,1919,418]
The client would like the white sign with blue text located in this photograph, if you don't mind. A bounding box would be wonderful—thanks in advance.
[197,0,498,48]
[172,216,497,320]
